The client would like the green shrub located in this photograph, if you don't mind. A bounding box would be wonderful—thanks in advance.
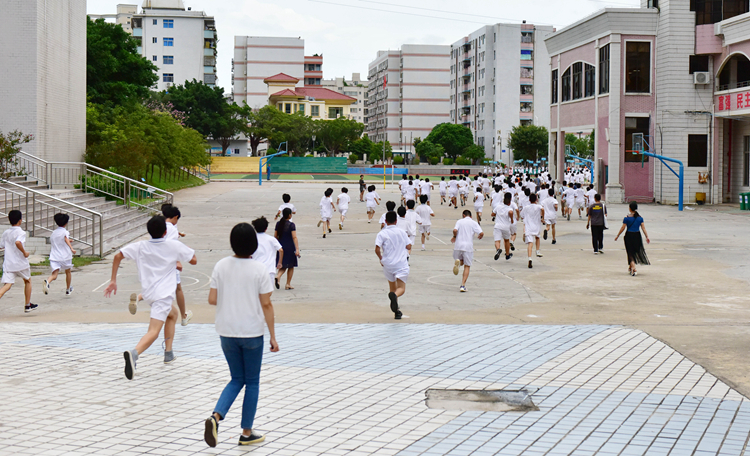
[348,153,359,164]
[443,158,454,166]
[393,155,404,165]
[305,154,314,158]
[456,157,471,166]
[430,157,439,165]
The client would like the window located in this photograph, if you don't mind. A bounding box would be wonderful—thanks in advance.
[152,37,157,44]
[585,64,596,97]
[329,107,343,118]
[521,32,533,43]
[163,37,174,47]
[599,45,610,94]
[152,55,157,62]
[624,117,650,162]
[688,134,709,167]
[744,136,750,186]
[521,85,533,95]
[310,106,319,117]
[277,103,282,110]
[163,55,173,64]
[153,19,158,25]
[648,0,658,6]
[572,63,583,100]
[692,0,749,25]
[520,102,533,113]
[163,19,174,28]
[521,50,533,60]
[689,55,710,74]
[626,42,651,93]
[562,68,571,102]
[296,104,305,115]
[162,73,174,83]
[552,70,558,103]
[285,103,292,114]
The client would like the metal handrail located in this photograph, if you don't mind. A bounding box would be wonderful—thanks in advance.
[0,179,104,257]
[12,152,173,210]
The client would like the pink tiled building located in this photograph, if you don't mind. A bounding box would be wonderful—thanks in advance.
[545,0,750,205]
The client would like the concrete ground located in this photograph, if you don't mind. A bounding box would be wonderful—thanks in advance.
[2,180,750,402]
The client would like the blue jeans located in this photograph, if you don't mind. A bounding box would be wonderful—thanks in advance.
[213,336,264,429]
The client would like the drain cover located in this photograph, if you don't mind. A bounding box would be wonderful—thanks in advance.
[425,389,538,412]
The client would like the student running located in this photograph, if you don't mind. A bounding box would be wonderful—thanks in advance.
[375,211,411,320]
[337,187,350,230]
[365,185,380,223]
[43,213,76,296]
[451,210,484,292]
[0,210,36,313]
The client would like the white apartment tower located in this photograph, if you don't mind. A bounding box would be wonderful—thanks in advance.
[450,23,555,164]
[366,45,451,150]
[128,1,217,91]
[0,0,86,162]
[322,74,369,124]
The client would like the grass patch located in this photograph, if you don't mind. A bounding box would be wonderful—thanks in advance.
[146,165,206,192]
[30,256,100,268]
[31,272,43,276]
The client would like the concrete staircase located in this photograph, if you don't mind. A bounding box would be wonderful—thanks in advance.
[0,176,152,256]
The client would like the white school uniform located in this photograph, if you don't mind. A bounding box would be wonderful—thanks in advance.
[376,225,411,283]
[586,189,597,206]
[448,180,459,197]
[564,188,575,208]
[415,204,434,233]
[473,191,484,213]
[404,209,422,245]
[404,183,417,202]
[210,257,274,338]
[49,227,73,272]
[542,197,558,225]
[120,239,195,321]
[320,196,333,221]
[439,181,448,196]
[1,226,30,283]
[459,180,469,196]
[510,201,519,236]
[574,188,586,209]
[254,232,282,282]
[521,204,543,243]
[494,204,514,241]
[166,221,184,284]
[365,191,380,211]
[337,193,351,217]
[453,217,482,267]
[420,181,432,201]
[278,202,296,221]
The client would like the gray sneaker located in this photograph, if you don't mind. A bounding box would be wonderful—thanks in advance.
[65,287,74,295]
[124,350,137,380]
[164,351,176,364]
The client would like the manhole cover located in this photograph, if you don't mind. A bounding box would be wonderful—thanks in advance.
[425,389,538,412]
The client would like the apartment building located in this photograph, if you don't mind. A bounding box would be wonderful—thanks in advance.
[366,45,451,150]
[322,74,369,124]
[89,4,138,33]
[233,37,324,108]
[545,0,750,205]
[449,23,555,165]
[119,1,218,92]
[0,0,86,162]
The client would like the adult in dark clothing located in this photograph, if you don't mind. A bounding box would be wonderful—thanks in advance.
[586,194,607,254]
[274,208,300,289]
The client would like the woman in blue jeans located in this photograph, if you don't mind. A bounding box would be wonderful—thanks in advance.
[204,223,279,447]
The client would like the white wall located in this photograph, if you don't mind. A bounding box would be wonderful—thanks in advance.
[234,36,304,109]
[141,12,206,91]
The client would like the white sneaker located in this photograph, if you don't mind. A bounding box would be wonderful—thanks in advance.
[65,287,73,295]
[536,251,543,258]
[129,293,139,315]
[43,280,49,295]
[181,309,193,326]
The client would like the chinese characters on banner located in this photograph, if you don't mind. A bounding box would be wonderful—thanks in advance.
[717,92,750,111]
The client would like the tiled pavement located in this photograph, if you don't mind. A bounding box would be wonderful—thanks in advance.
[1,323,749,456]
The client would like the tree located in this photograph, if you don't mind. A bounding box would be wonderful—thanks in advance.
[238,105,285,156]
[372,141,392,163]
[165,80,244,155]
[414,139,444,164]
[565,131,595,158]
[425,123,474,159]
[508,125,549,162]
[316,117,365,155]
[462,144,486,165]
[350,135,374,159]
[0,130,34,178]
[86,17,159,106]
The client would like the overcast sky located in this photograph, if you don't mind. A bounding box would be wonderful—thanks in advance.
[87,0,641,93]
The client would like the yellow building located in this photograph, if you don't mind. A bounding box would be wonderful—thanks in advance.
[264,73,356,119]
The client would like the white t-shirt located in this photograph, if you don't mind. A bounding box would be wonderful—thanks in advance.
[448,180,459,192]
[337,193,351,210]
[474,191,484,207]
[495,204,514,229]
[521,204,543,235]
[453,217,482,251]
[278,203,296,221]
[420,181,432,197]
[542,197,558,219]
[166,221,179,241]
[404,183,417,201]
[586,189,597,205]
[375,225,410,270]
[575,188,586,202]
[49,227,72,263]
[211,256,274,338]
[2,226,28,272]
[439,181,448,192]
[404,210,422,237]
[415,205,434,227]
[320,196,333,217]
[120,238,195,302]
[365,191,380,208]
[253,232,282,275]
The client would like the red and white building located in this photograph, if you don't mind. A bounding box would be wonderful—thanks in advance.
[546,0,750,205]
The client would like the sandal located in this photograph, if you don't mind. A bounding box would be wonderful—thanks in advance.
[285,285,294,290]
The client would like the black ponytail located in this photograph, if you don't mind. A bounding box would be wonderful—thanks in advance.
[629,201,640,218]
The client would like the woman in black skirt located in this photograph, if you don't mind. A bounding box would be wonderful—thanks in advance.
[614,201,650,276]
[274,208,300,289]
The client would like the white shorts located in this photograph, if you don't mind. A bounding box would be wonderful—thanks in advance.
[510,224,518,235]
[525,232,540,244]
[474,205,483,214]
[545,216,557,226]
[453,250,474,267]
[408,234,416,246]
[176,270,181,285]
[574,201,585,209]
[424,194,431,202]
[269,272,276,284]
[2,268,30,284]
[440,191,446,197]
[149,297,175,322]
[566,199,574,209]
[50,260,73,272]
[448,190,457,198]
[339,209,348,217]
[419,225,431,234]
[367,205,376,212]
[320,216,331,222]
[383,266,409,283]
[494,227,511,241]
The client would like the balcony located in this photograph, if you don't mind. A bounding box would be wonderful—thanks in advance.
[133,27,142,37]
[204,73,217,85]
[204,56,216,66]
[204,29,216,39]
[204,66,215,74]
[204,48,215,56]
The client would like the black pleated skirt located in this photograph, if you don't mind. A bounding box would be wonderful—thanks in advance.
[624,231,650,265]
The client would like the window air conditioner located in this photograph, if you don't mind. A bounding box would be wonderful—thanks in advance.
[694,72,710,85]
